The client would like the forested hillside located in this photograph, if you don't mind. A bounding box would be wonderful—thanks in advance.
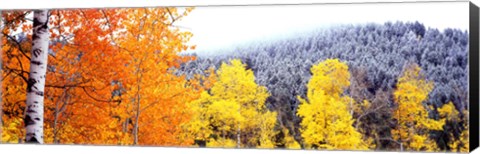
[1,8,469,152]
[176,21,469,151]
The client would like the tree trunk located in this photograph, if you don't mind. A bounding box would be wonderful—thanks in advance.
[132,63,142,145]
[236,125,240,148]
[400,142,403,151]
[350,97,353,115]
[236,107,241,148]
[133,93,140,145]
[25,10,49,144]
[53,93,59,144]
[123,118,129,133]
[53,87,68,144]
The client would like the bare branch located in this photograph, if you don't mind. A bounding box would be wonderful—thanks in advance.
[165,8,187,26]
[165,8,176,24]
[3,66,28,83]
[378,137,402,145]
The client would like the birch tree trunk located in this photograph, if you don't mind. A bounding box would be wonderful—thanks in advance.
[25,10,49,144]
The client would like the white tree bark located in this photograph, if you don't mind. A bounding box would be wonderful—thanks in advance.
[25,10,49,144]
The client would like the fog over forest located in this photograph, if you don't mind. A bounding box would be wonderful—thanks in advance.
[175,21,469,149]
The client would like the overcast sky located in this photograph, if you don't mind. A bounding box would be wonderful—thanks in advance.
[174,2,469,55]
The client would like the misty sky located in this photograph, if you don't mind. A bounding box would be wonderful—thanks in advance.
[174,2,469,55]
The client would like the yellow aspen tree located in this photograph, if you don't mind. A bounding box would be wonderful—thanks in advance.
[449,121,469,153]
[184,59,278,148]
[277,127,301,149]
[438,102,468,153]
[391,63,445,152]
[297,58,371,150]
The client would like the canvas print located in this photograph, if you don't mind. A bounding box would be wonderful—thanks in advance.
[0,1,474,153]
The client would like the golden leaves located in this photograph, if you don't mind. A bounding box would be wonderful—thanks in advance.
[297,58,370,150]
[1,117,24,143]
[308,58,351,96]
[184,59,277,148]
[438,102,460,121]
[1,8,469,152]
[391,63,445,151]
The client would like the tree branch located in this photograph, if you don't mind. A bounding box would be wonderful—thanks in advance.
[165,8,187,27]
[45,83,90,89]
[81,87,120,103]
[100,10,117,45]
[3,33,31,61]
[139,90,186,113]
[378,137,401,145]
[3,11,30,26]
[356,102,388,128]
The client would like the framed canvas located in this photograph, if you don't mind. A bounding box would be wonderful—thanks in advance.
[1,0,479,153]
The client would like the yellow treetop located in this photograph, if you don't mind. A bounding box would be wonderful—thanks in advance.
[392,63,444,151]
[297,58,371,150]
[184,59,277,148]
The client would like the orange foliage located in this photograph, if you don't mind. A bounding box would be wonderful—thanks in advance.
[112,7,200,146]
[2,7,207,146]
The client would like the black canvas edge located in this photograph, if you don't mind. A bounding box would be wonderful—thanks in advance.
[470,1,479,152]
